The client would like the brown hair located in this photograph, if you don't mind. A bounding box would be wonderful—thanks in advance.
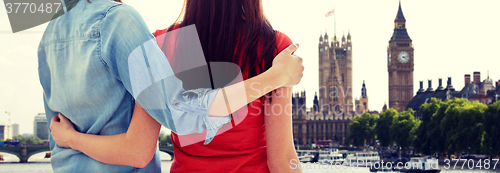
[168,0,277,84]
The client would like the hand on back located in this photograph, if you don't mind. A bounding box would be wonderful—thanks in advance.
[50,113,76,148]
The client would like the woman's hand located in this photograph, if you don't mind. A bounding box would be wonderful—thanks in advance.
[50,113,77,148]
[270,43,304,87]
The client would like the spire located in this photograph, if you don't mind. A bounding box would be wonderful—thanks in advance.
[341,31,346,46]
[361,80,367,98]
[347,29,351,39]
[333,34,338,47]
[313,92,319,112]
[395,0,406,22]
[320,31,323,41]
[390,1,411,42]
[324,29,328,40]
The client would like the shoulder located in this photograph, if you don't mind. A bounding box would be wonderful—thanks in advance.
[103,3,143,23]
[99,2,152,47]
[274,30,293,53]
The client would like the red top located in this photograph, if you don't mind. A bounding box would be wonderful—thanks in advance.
[153,28,292,173]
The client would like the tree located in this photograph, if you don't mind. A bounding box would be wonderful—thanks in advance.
[428,99,451,155]
[347,116,365,147]
[360,113,378,145]
[482,101,500,157]
[390,109,418,149]
[376,108,397,147]
[441,98,486,155]
[347,113,378,147]
[12,135,43,144]
[409,118,421,151]
[413,98,441,155]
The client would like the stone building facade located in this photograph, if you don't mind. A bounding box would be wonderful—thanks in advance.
[292,92,350,146]
[318,30,353,115]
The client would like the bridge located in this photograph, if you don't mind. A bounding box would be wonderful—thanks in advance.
[0,145,174,163]
[159,145,174,160]
[0,145,51,163]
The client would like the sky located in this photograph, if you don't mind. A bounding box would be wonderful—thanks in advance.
[0,0,499,135]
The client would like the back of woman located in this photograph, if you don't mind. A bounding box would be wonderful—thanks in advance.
[153,0,293,172]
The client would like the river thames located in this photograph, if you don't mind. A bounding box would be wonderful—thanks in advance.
[1,152,500,173]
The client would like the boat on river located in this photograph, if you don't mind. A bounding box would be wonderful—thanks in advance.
[318,148,344,164]
[345,151,380,166]
[401,157,440,173]
[297,150,319,163]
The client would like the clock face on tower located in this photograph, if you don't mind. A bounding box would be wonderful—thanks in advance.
[398,51,410,63]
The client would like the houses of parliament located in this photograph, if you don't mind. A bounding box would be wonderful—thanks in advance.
[292,2,413,146]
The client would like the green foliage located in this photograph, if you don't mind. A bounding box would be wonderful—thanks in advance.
[347,116,364,146]
[409,119,421,148]
[390,109,418,149]
[413,98,494,156]
[441,98,486,154]
[413,98,441,155]
[376,108,397,147]
[11,135,43,144]
[347,113,378,146]
[481,101,500,156]
[347,98,497,157]
[158,134,172,145]
[427,98,452,154]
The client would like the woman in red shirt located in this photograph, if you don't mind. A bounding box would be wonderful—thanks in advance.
[153,0,301,172]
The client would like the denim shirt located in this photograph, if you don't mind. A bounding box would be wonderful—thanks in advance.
[38,0,230,172]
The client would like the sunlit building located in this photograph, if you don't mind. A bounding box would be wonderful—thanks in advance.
[12,123,19,137]
[33,113,49,141]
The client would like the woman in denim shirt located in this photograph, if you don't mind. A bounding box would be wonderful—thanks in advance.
[43,0,303,172]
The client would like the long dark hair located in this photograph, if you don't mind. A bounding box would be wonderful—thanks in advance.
[168,0,277,81]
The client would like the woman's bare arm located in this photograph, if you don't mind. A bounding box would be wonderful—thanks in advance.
[265,87,302,173]
[50,103,160,168]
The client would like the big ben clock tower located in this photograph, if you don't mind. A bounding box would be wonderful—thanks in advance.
[388,2,414,112]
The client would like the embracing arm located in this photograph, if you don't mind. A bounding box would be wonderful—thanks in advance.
[208,43,302,117]
[50,103,160,168]
[265,87,302,173]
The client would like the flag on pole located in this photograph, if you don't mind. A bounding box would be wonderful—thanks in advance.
[325,8,335,17]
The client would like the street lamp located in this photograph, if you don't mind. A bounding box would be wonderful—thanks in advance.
[490,147,493,160]
[468,147,470,157]
[448,146,451,159]
[399,146,402,160]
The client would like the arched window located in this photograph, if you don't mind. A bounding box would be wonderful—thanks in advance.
[342,74,344,82]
